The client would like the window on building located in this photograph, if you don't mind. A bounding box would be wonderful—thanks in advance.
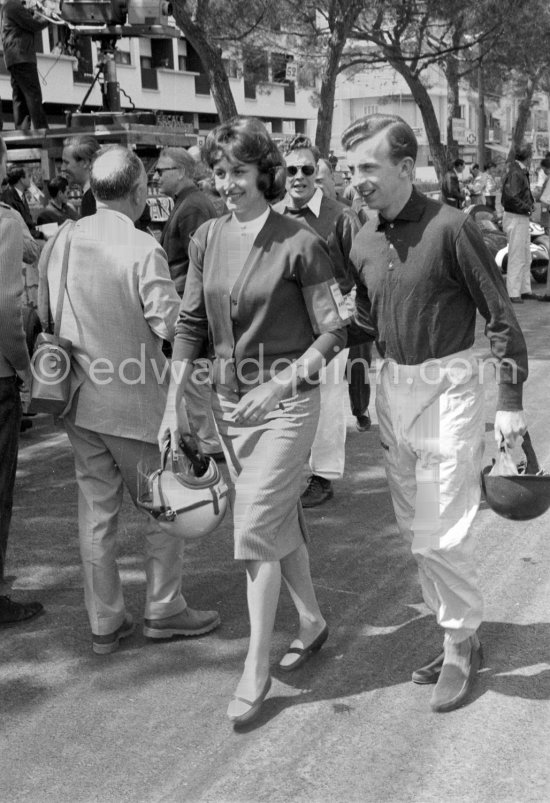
[72,36,94,84]
[195,74,211,95]
[114,48,132,65]
[186,41,209,94]
[186,42,203,72]
[271,52,288,84]
[222,57,239,79]
[177,39,187,71]
[140,56,158,90]
[151,39,173,69]
[198,113,219,131]
[242,46,268,99]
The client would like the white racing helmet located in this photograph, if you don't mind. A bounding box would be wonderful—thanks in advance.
[137,437,228,539]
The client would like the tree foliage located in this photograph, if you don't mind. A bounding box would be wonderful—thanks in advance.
[171,0,275,121]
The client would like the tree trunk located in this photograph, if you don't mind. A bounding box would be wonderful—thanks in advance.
[444,33,462,162]
[315,28,346,156]
[172,4,238,121]
[388,57,449,181]
[511,77,537,158]
[315,0,364,156]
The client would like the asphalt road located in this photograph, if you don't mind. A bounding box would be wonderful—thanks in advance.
[2,298,550,803]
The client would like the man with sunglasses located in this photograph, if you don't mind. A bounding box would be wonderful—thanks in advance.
[154,147,223,461]
[274,135,362,507]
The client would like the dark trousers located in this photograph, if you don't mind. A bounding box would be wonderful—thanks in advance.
[9,63,48,130]
[347,342,372,417]
[0,376,22,585]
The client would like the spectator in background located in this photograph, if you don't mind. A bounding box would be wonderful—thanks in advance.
[154,146,222,461]
[343,181,369,224]
[484,162,499,210]
[0,134,43,626]
[315,158,339,201]
[37,176,79,226]
[441,158,466,208]
[274,134,361,508]
[61,135,100,217]
[0,165,42,237]
[315,157,372,433]
[466,163,486,206]
[1,0,49,130]
[501,143,535,303]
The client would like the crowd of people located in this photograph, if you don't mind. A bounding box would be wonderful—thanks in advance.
[0,113,530,728]
[440,149,550,304]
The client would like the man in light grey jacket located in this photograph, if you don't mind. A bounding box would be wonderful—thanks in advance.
[38,145,220,654]
[0,135,43,626]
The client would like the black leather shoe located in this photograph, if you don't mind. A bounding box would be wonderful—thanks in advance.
[521,293,538,300]
[355,413,371,432]
[0,595,44,627]
[300,475,333,508]
[430,635,483,713]
[411,651,444,684]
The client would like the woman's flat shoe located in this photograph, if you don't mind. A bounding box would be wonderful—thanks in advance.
[227,676,272,726]
[278,625,329,672]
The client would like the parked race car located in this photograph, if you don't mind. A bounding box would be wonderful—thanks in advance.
[465,204,549,284]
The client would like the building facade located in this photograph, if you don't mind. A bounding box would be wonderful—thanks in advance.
[0,24,319,142]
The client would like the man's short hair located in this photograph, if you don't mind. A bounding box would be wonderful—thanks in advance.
[63,135,101,164]
[515,143,532,162]
[283,134,321,162]
[6,165,26,185]
[47,175,68,199]
[453,158,465,169]
[159,147,196,178]
[317,157,333,173]
[90,145,143,201]
[341,114,418,164]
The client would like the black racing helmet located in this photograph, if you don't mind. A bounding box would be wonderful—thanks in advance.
[481,432,550,521]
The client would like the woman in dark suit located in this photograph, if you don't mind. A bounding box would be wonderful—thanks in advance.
[160,117,348,726]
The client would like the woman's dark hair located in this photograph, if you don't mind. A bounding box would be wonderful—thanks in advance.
[202,116,286,201]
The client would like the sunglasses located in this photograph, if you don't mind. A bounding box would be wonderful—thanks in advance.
[154,166,179,176]
[286,164,316,177]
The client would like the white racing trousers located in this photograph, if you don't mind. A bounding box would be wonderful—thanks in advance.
[376,349,484,643]
[309,348,349,480]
